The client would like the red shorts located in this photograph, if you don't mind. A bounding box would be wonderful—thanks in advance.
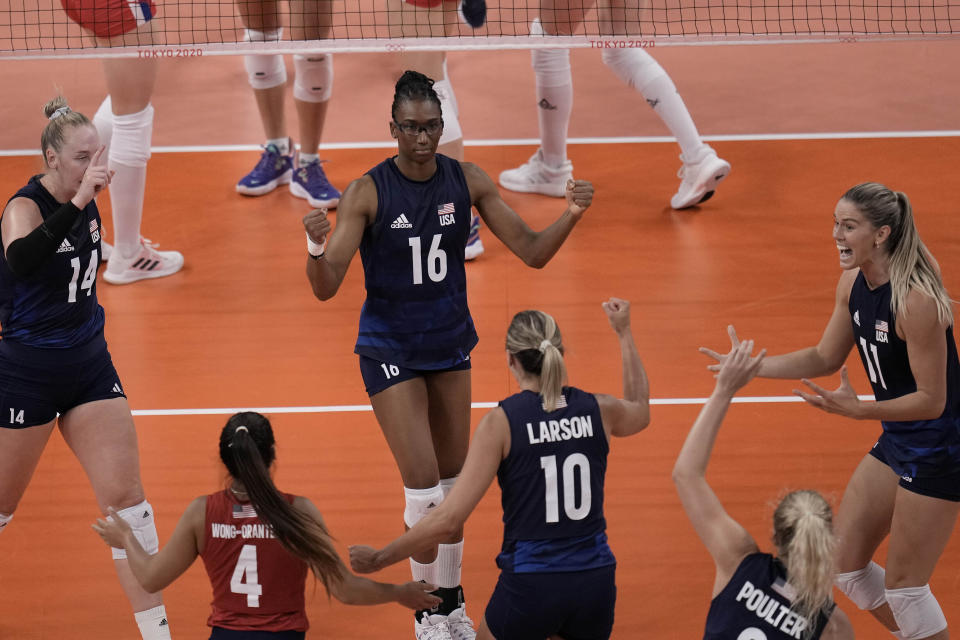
[60,0,156,38]
[403,0,456,8]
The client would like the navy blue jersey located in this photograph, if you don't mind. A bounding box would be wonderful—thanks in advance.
[355,155,478,369]
[704,553,833,640]
[1,176,104,348]
[848,271,960,476]
[496,387,614,574]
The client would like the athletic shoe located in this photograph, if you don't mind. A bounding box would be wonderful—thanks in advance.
[103,238,184,285]
[100,240,112,262]
[670,145,731,209]
[464,213,484,261]
[498,149,573,198]
[236,139,293,196]
[458,0,486,27]
[445,605,476,640]
[290,158,341,209]
[415,613,454,640]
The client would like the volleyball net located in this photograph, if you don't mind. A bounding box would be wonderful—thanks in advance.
[1,0,957,58]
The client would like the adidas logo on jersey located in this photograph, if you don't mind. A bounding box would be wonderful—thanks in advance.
[112,383,123,394]
[854,310,860,326]
[391,214,413,229]
[56,238,74,253]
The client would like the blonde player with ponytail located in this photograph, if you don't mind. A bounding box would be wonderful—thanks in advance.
[349,298,650,640]
[702,183,960,640]
[675,339,854,639]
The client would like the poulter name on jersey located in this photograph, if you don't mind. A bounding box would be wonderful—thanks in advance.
[527,415,594,444]
[735,580,809,639]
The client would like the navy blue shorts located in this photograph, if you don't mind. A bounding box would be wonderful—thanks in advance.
[209,628,304,640]
[358,354,471,396]
[870,438,960,502]
[484,565,617,640]
[0,334,126,429]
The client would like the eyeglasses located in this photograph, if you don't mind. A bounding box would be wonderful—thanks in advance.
[393,119,444,137]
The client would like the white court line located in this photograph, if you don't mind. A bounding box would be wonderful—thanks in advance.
[1,131,958,157]
[130,394,876,417]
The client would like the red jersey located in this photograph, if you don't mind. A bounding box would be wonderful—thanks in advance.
[201,490,309,632]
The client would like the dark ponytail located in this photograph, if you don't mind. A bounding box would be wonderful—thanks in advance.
[219,412,343,593]
[391,70,441,120]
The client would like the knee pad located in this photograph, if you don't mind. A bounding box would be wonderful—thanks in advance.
[602,48,668,95]
[110,500,160,560]
[293,53,333,103]
[0,512,12,536]
[439,477,457,500]
[92,96,113,153]
[886,585,948,640]
[433,77,462,145]
[244,28,287,90]
[110,104,153,168]
[404,484,444,528]
[835,562,888,611]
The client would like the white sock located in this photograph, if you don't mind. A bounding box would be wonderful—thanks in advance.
[267,137,290,155]
[109,106,154,260]
[436,540,463,589]
[299,151,319,165]
[602,49,705,161]
[134,605,171,640]
[93,96,113,153]
[410,557,438,585]
[530,20,572,168]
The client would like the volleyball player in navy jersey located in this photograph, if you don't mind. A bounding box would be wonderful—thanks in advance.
[302,70,593,640]
[93,412,441,640]
[703,183,960,640]
[675,339,854,640]
[0,97,173,639]
[348,298,650,640]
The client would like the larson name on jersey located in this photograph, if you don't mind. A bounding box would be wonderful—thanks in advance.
[526,414,595,445]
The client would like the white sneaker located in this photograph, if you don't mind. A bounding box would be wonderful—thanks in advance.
[415,613,454,640]
[103,239,184,285]
[100,240,112,262]
[464,213,484,261]
[445,605,476,640]
[498,149,573,198]
[670,146,731,209]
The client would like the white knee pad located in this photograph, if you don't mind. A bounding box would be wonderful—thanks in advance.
[110,500,160,560]
[602,48,668,95]
[886,585,948,640]
[293,53,333,103]
[0,512,12,536]
[92,95,113,153]
[433,75,462,146]
[439,477,457,500]
[404,484,444,528]
[110,104,153,168]
[835,562,888,611]
[244,28,287,90]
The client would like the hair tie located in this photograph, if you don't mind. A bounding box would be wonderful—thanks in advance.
[539,339,552,352]
[48,106,70,121]
[235,425,249,434]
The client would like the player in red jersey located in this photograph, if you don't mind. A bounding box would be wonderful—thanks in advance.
[93,412,440,639]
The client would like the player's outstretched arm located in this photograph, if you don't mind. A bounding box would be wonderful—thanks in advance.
[673,341,765,593]
[595,297,650,438]
[92,498,204,593]
[304,176,376,300]
[349,410,508,573]
[462,162,591,268]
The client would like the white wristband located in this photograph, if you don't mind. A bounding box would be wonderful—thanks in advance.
[306,232,326,257]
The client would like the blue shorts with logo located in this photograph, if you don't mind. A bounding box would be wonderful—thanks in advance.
[484,565,616,640]
[358,354,471,396]
[209,628,304,640]
[870,434,960,502]
[0,332,126,429]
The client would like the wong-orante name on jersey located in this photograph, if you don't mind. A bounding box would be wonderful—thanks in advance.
[211,522,277,540]
[526,415,594,444]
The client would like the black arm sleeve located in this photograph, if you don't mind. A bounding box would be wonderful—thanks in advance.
[5,201,82,278]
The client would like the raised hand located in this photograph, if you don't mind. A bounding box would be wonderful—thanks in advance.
[715,339,765,397]
[794,365,863,418]
[72,145,113,209]
[565,179,593,217]
[602,297,631,336]
[699,325,742,373]
[303,207,331,245]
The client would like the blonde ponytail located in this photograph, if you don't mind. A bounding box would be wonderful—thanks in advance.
[773,490,835,637]
[506,310,567,411]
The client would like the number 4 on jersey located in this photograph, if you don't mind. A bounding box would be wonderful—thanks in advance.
[230,544,263,607]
